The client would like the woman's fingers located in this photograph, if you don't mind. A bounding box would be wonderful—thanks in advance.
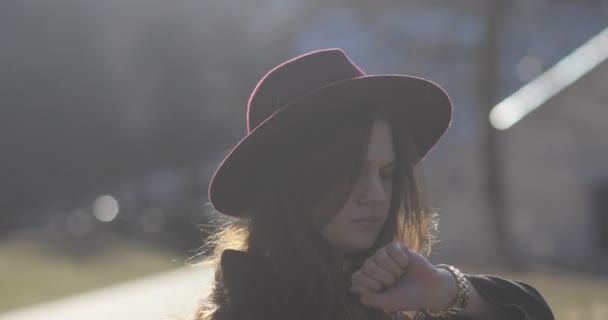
[373,248,403,278]
[350,243,413,293]
[362,258,397,286]
[385,242,411,270]
[351,270,384,292]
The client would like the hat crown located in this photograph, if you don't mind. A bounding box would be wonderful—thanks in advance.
[246,49,365,132]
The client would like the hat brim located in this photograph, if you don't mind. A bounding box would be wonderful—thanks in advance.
[208,75,452,217]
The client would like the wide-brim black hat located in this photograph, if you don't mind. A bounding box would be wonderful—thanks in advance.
[208,48,452,217]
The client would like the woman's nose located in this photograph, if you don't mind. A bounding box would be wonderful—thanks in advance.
[357,172,389,205]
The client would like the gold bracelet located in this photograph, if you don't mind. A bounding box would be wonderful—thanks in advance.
[420,264,470,319]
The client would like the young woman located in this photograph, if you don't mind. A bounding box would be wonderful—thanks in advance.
[194,49,554,320]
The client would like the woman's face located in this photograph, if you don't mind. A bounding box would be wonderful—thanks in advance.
[320,118,396,255]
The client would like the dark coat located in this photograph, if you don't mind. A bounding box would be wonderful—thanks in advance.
[214,249,555,320]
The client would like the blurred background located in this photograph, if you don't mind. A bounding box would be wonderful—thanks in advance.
[1,0,607,319]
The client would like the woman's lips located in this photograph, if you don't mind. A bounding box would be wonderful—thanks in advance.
[352,218,383,231]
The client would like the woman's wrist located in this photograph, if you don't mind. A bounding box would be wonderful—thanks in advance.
[429,267,459,310]
[421,264,470,318]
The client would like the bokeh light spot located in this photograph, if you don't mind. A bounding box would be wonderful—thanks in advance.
[93,195,119,222]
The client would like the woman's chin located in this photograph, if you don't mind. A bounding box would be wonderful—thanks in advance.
[344,238,376,253]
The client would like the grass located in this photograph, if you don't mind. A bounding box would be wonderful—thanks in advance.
[0,237,185,312]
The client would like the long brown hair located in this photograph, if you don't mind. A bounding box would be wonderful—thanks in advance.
[192,106,439,320]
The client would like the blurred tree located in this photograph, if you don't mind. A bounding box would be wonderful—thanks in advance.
[0,0,327,243]
[477,0,522,269]
[339,0,480,62]
[0,0,123,234]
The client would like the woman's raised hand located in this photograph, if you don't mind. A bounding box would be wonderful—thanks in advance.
[349,243,456,312]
